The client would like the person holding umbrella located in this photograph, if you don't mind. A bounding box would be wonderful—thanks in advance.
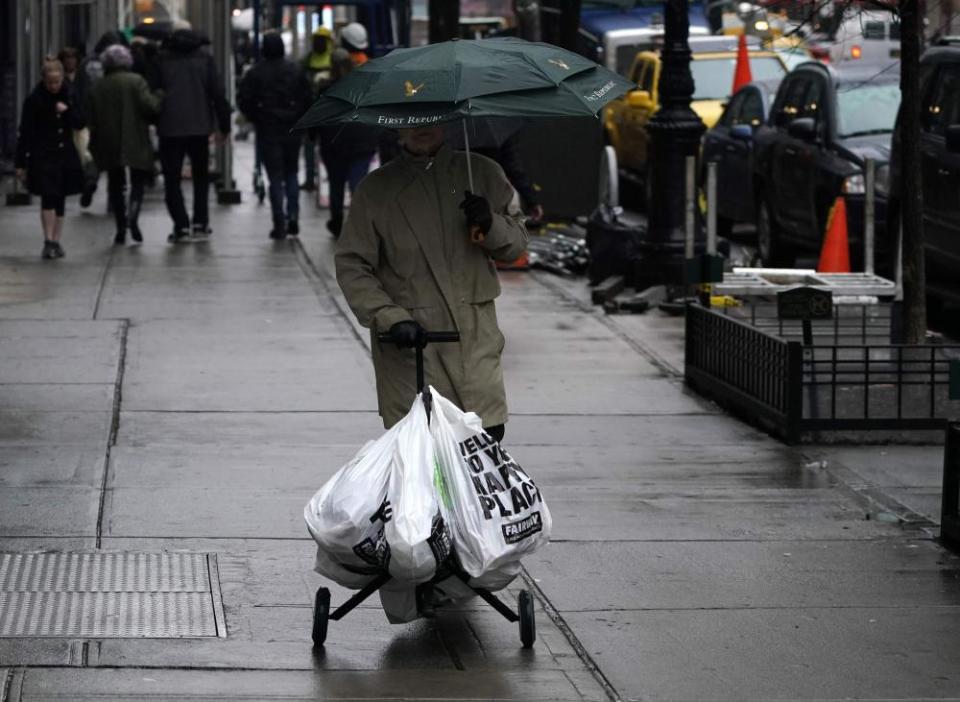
[302,38,632,436]
[335,124,526,440]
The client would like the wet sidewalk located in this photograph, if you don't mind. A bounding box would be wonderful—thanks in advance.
[1,147,959,701]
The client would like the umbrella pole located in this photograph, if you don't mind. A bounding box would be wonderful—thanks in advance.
[462,119,484,243]
[462,120,475,192]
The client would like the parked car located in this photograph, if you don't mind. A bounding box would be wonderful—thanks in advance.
[752,61,900,266]
[700,79,781,237]
[605,35,788,179]
[888,42,960,301]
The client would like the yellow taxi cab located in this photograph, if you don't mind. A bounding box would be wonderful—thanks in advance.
[604,36,789,175]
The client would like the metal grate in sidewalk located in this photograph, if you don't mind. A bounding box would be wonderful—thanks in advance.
[0,552,226,638]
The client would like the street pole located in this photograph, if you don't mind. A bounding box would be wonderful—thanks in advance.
[639,0,706,289]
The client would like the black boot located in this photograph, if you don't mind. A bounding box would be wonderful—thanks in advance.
[112,191,127,245]
[128,196,143,243]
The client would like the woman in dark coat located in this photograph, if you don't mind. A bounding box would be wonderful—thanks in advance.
[15,58,85,260]
[87,44,163,244]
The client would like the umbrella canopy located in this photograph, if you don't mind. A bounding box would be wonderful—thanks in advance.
[294,37,634,131]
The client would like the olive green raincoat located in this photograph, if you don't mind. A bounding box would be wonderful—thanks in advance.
[87,70,163,172]
[335,144,528,428]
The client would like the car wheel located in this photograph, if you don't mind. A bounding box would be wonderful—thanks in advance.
[757,198,793,267]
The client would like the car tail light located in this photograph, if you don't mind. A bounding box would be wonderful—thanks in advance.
[810,46,830,62]
[851,45,862,59]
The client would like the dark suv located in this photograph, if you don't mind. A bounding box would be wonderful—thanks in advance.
[752,61,901,266]
[888,43,960,301]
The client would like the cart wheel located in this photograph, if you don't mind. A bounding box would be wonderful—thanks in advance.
[312,587,330,647]
[518,589,535,648]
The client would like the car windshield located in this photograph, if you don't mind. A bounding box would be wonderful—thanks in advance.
[836,82,900,138]
[691,57,786,100]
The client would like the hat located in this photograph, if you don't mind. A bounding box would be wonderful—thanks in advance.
[339,22,368,51]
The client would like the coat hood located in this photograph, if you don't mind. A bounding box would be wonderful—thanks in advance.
[262,33,285,60]
[164,29,211,53]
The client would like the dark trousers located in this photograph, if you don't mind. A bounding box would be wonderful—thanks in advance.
[260,135,301,229]
[107,167,148,232]
[159,135,210,232]
[303,135,317,186]
[323,154,372,225]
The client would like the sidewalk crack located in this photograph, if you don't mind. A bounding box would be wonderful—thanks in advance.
[96,319,129,548]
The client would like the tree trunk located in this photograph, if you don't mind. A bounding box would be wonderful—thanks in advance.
[899,0,926,343]
[429,0,460,43]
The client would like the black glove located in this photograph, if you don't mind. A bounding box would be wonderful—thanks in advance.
[460,190,493,236]
[389,320,426,349]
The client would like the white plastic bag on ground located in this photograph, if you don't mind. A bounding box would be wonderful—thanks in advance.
[429,387,552,577]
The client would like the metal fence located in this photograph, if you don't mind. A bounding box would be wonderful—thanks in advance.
[685,303,960,442]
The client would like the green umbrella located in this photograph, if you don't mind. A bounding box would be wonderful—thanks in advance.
[294,37,634,190]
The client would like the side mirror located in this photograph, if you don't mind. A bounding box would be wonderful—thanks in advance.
[731,124,754,141]
[947,124,960,153]
[787,117,817,142]
[628,89,654,111]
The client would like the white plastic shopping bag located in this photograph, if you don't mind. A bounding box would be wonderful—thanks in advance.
[384,395,451,583]
[304,392,450,591]
[304,423,400,584]
[429,387,552,578]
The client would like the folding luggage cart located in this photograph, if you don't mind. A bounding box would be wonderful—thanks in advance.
[311,331,536,648]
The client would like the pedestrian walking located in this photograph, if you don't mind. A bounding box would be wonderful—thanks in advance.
[300,26,334,192]
[238,32,311,240]
[74,31,129,208]
[338,22,369,66]
[334,125,527,439]
[87,44,164,245]
[14,57,86,260]
[318,49,379,238]
[151,27,231,243]
[58,47,80,84]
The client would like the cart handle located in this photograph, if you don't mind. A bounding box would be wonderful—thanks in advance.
[376,330,460,422]
[376,331,460,345]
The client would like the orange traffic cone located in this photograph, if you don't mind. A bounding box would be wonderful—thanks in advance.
[817,197,850,273]
[731,33,753,94]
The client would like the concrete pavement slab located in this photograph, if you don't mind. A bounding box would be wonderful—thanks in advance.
[17,667,599,701]
[543,484,890,541]
[0,320,122,384]
[0,485,100,537]
[0,410,112,447]
[503,413,771,447]
[121,320,376,412]
[0,384,114,412]
[0,447,104,487]
[563,606,960,702]
[526,540,960,611]
[117,410,386,448]
[107,445,358,491]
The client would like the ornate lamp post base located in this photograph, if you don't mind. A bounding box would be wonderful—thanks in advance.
[636,0,705,289]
